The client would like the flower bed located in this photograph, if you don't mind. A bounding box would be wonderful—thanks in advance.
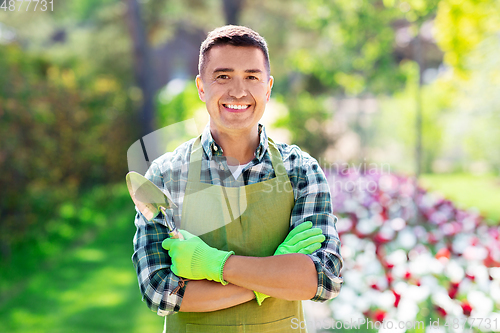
[325,168,500,332]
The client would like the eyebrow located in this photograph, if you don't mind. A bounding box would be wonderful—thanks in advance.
[213,68,263,74]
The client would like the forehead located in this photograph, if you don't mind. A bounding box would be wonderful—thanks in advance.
[204,45,267,73]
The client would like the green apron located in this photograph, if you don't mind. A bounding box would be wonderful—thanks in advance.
[164,136,307,333]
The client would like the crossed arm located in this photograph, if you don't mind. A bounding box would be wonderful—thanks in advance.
[132,208,343,316]
[162,222,324,312]
[180,253,317,312]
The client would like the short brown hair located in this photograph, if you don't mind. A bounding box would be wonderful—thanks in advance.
[198,25,271,78]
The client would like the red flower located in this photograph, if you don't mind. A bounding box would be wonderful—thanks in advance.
[374,232,391,245]
[436,248,451,260]
[461,302,472,316]
[381,208,389,221]
[448,282,459,299]
[484,252,500,268]
[435,305,447,317]
[392,290,401,308]
[373,309,386,322]
[386,272,394,286]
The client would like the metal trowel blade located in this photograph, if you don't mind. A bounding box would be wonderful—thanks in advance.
[126,171,176,221]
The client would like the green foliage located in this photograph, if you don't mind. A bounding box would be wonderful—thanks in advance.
[447,36,500,172]
[156,80,204,127]
[284,0,439,95]
[0,44,136,258]
[254,0,440,159]
[63,0,121,21]
[376,29,500,174]
[434,0,500,73]
[369,60,455,173]
[371,28,500,174]
[274,92,333,159]
[0,184,130,290]
[0,183,164,333]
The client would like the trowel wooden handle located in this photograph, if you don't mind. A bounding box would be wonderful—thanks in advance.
[159,206,184,240]
[168,229,184,240]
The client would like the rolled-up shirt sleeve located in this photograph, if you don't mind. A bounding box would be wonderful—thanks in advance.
[131,162,187,316]
[306,211,343,302]
[290,155,344,302]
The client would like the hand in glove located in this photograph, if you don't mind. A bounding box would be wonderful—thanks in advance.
[274,221,325,256]
[254,221,325,305]
[162,230,234,285]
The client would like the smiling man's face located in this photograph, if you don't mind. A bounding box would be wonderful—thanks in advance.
[196,44,273,135]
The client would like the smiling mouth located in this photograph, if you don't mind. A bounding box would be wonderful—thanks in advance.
[223,104,251,111]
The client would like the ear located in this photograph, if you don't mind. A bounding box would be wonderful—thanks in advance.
[266,76,274,102]
[196,75,205,102]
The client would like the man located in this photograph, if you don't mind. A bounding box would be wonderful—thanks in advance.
[132,25,343,332]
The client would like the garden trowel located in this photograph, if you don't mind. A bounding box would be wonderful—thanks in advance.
[126,171,183,239]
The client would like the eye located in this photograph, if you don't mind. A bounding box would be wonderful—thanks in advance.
[247,76,258,80]
[216,74,229,80]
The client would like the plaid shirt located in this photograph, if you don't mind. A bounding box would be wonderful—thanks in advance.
[132,124,343,316]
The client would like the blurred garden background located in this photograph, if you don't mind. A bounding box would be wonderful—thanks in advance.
[1,0,499,332]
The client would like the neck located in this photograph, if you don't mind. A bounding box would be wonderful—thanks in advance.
[210,125,260,165]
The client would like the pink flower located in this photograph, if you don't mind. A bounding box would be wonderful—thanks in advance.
[428,232,439,245]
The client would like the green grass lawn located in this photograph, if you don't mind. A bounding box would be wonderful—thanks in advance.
[419,173,500,223]
[0,184,164,333]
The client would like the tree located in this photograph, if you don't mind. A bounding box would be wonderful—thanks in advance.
[126,0,155,136]
[223,0,245,25]
[244,0,441,162]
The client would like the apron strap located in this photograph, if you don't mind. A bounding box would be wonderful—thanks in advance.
[187,135,288,182]
[267,138,288,179]
[187,135,203,183]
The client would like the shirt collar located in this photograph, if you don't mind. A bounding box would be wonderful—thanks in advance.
[200,123,269,162]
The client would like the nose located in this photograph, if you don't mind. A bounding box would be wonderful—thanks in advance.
[228,78,248,99]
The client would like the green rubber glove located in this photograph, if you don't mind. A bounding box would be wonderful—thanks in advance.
[162,230,234,285]
[274,221,325,256]
[254,221,326,305]
[254,290,272,306]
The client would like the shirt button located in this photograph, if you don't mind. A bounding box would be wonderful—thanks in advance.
[219,163,225,170]
[213,145,218,152]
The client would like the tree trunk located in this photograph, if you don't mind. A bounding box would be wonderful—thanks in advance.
[415,32,424,179]
[413,31,424,224]
[222,0,245,25]
[125,0,155,136]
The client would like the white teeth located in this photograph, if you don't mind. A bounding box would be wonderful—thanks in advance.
[225,104,249,110]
